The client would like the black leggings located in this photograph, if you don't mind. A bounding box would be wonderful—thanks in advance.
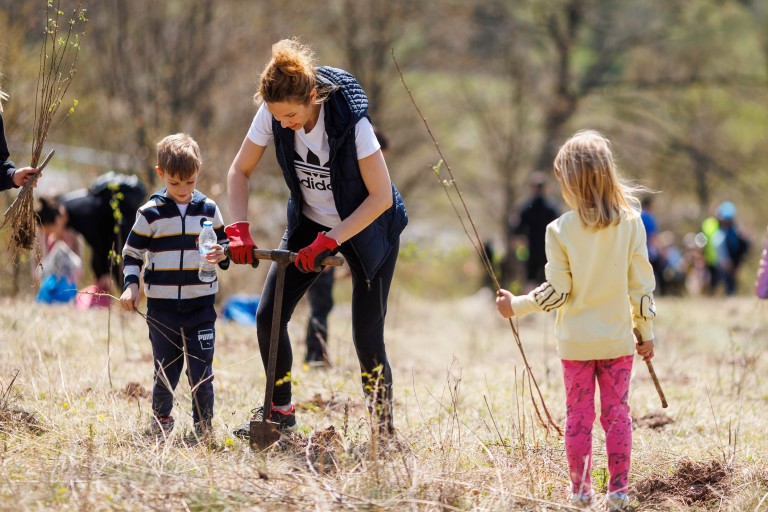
[304,265,335,362]
[255,217,398,410]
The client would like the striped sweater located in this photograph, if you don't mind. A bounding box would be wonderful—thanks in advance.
[122,189,229,312]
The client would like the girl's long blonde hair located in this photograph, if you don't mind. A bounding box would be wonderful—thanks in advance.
[554,129,645,229]
[0,88,7,113]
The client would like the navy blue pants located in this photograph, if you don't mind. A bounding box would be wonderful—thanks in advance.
[256,217,398,412]
[147,305,216,426]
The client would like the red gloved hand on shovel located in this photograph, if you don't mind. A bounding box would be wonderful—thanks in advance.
[225,222,257,265]
[296,232,339,273]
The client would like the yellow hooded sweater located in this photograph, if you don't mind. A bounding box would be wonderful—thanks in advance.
[510,209,656,361]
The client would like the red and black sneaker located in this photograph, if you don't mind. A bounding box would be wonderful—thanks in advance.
[148,415,175,438]
[232,404,296,439]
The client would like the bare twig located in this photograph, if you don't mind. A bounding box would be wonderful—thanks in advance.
[392,50,561,435]
[0,369,21,408]
[633,328,669,408]
[482,394,506,448]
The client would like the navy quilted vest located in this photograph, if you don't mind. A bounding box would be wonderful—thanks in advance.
[272,66,407,281]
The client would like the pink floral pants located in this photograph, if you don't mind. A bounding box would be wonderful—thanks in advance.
[561,355,634,494]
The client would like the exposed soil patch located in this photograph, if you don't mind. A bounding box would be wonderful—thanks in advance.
[297,393,338,410]
[297,393,367,415]
[634,412,674,431]
[119,381,150,400]
[635,458,731,507]
[0,370,45,435]
[0,407,46,435]
[305,426,344,474]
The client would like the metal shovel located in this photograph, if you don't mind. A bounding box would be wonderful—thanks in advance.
[244,248,344,449]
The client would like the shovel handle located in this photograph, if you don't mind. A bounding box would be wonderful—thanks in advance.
[251,248,344,266]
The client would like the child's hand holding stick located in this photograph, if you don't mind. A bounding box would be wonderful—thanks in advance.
[633,328,668,408]
[495,289,516,318]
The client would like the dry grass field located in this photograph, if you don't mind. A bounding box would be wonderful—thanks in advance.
[1,291,767,511]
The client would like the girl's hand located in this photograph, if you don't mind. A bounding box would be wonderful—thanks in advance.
[496,289,516,318]
[635,338,655,361]
[205,244,226,264]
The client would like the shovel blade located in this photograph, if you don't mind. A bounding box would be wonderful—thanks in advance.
[249,419,282,449]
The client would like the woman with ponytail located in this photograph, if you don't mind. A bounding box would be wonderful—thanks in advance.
[226,39,407,438]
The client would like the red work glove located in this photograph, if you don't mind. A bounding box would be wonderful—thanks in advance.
[296,232,339,273]
[224,222,256,265]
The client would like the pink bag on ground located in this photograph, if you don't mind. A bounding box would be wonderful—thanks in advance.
[75,284,112,309]
[755,229,768,299]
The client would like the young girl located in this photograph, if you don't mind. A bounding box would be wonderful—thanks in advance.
[496,130,656,510]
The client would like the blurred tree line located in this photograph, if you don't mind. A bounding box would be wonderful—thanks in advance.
[1,0,766,292]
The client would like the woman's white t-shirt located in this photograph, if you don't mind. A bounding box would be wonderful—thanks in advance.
[247,102,380,228]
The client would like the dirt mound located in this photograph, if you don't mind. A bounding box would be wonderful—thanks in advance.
[0,407,46,435]
[0,370,45,435]
[119,382,150,400]
[634,412,674,431]
[635,458,730,506]
[277,425,403,472]
[297,393,338,410]
[306,426,344,473]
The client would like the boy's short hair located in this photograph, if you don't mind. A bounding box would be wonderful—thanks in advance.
[156,133,201,179]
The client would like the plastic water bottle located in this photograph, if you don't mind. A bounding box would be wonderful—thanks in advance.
[198,221,217,283]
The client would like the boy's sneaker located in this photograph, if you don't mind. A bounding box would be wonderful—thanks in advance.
[184,422,214,446]
[606,491,632,511]
[194,421,212,438]
[569,489,594,508]
[232,404,296,439]
[148,415,175,438]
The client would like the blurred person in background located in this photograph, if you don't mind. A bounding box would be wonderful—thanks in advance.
[640,196,665,294]
[680,232,709,296]
[709,201,749,295]
[700,213,720,294]
[655,230,686,295]
[36,171,146,307]
[754,226,768,299]
[511,172,559,291]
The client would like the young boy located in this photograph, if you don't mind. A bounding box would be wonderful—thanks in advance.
[120,133,229,437]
